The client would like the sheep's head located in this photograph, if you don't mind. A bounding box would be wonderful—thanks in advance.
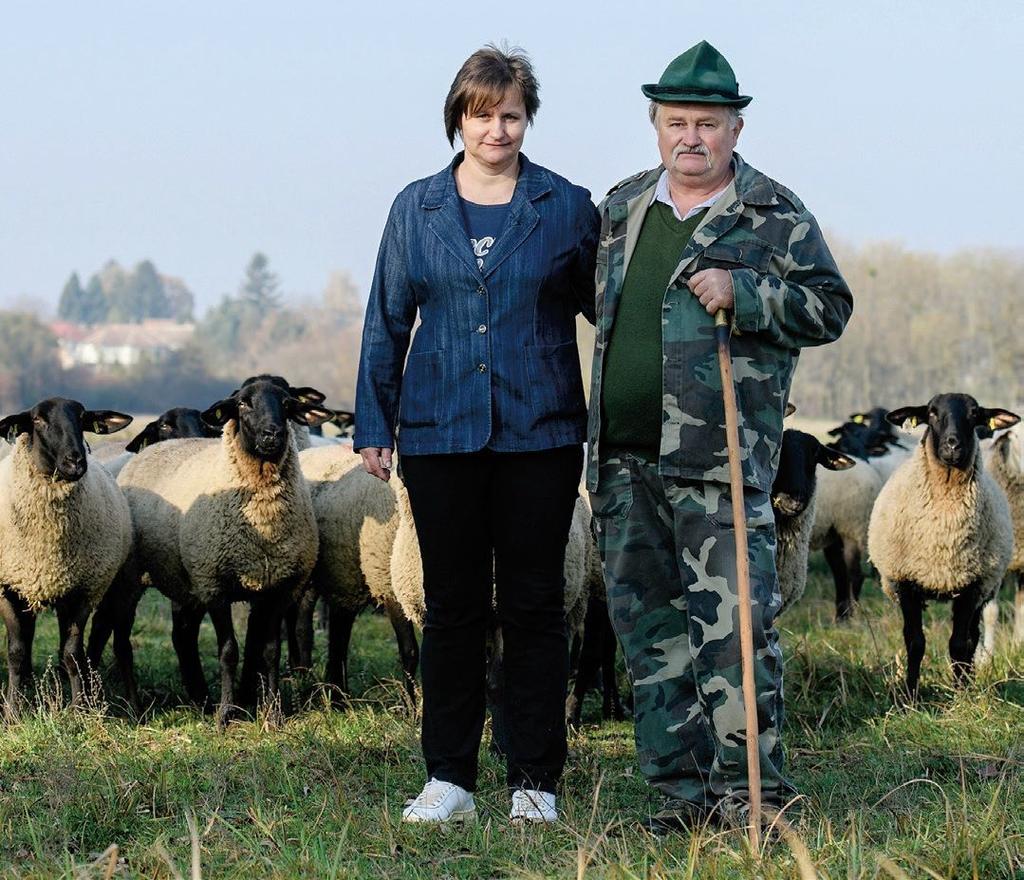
[126,407,221,453]
[887,394,1020,471]
[772,429,855,518]
[0,398,132,482]
[202,376,331,463]
[992,424,1024,474]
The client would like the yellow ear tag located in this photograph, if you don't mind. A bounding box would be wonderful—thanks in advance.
[94,421,101,433]
[989,417,999,430]
[853,414,864,424]
[140,438,148,450]
[908,416,918,428]
[216,409,222,421]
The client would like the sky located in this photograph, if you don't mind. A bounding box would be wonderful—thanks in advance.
[1,0,1022,315]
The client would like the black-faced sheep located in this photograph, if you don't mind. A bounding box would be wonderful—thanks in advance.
[115,376,330,724]
[0,399,133,711]
[771,429,855,613]
[867,394,1019,697]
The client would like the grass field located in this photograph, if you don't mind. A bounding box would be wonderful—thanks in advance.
[0,558,1022,879]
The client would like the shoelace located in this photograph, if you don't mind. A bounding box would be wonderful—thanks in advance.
[411,779,457,808]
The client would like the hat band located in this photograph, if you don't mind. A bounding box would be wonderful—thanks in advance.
[651,84,739,98]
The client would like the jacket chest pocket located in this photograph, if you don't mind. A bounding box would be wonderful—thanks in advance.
[697,239,774,274]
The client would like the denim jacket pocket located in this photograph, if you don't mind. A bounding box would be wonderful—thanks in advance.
[399,350,443,428]
[525,341,585,428]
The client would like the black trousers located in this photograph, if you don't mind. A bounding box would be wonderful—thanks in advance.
[400,444,582,794]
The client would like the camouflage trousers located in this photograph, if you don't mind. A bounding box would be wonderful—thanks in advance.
[590,452,794,810]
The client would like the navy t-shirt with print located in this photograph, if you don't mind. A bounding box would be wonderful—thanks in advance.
[460,197,510,271]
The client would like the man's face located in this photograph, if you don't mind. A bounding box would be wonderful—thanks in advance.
[655,103,742,186]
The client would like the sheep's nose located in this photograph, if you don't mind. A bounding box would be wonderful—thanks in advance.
[260,427,283,444]
[944,435,962,453]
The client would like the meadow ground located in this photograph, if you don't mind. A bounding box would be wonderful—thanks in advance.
[0,559,1021,879]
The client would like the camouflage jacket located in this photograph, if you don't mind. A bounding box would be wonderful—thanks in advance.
[586,153,853,493]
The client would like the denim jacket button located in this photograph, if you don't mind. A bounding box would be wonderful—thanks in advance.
[477,324,487,334]
[477,363,488,373]
[477,285,486,295]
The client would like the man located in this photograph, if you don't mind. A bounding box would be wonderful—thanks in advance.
[587,41,852,833]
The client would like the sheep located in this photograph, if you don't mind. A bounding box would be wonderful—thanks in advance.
[86,407,223,700]
[113,375,330,724]
[867,394,1019,697]
[771,429,855,613]
[0,399,133,711]
[985,425,1024,645]
[291,445,418,703]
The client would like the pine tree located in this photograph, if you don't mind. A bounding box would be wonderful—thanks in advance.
[57,273,85,322]
[240,252,281,310]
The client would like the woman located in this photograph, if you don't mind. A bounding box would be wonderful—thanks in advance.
[354,45,598,824]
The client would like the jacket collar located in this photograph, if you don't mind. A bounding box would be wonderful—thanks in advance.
[420,152,549,280]
[421,152,551,209]
[607,152,776,211]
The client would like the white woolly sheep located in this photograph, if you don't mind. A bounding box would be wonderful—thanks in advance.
[293,445,418,702]
[867,394,1018,697]
[114,376,330,724]
[0,399,133,710]
[985,424,1024,645]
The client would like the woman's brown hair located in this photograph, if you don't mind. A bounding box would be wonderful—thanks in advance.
[443,45,540,147]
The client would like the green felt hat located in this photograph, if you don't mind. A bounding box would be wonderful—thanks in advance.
[642,41,752,108]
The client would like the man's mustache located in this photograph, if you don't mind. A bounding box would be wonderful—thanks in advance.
[673,144,712,167]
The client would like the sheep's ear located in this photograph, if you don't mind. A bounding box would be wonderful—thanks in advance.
[83,410,133,435]
[332,409,355,431]
[886,406,927,430]
[288,401,332,428]
[784,402,797,417]
[290,386,326,405]
[818,446,856,471]
[201,398,238,428]
[0,412,31,443]
[979,408,1020,433]
[827,426,845,437]
[125,420,160,453]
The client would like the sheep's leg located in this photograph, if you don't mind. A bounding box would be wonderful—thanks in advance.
[238,602,266,708]
[86,595,116,672]
[0,593,34,717]
[897,584,925,699]
[56,595,91,705]
[975,599,999,667]
[845,542,864,604]
[949,589,982,688]
[1015,572,1024,645]
[171,604,210,708]
[486,621,509,757]
[567,597,603,727]
[600,605,625,721]
[260,601,286,708]
[824,536,854,622]
[208,602,239,730]
[286,583,317,674]
[315,595,329,631]
[89,560,145,711]
[384,597,419,705]
[325,600,356,706]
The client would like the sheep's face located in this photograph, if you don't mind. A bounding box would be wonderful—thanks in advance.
[202,377,331,463]
[0,398,132,482]
[772,429,855,519]
[126,407,219,453]
[887,394,1020,471]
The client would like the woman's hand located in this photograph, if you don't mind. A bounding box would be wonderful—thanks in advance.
[360,446,393,481]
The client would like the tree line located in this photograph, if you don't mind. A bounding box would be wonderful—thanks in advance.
[2,242,1020,420]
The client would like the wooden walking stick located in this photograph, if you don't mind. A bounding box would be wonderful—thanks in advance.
[714,308,763,851]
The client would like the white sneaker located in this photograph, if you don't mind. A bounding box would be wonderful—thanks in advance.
[510,789,557,824]
[402,778,476,823]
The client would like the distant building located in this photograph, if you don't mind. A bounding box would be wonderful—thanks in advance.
[50,319,195,370]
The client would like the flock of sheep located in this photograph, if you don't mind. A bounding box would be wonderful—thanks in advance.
[0,377,1020,732]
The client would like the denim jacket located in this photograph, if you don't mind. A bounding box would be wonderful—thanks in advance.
[355,153,599,455]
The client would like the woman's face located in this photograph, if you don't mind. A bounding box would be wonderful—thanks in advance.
[459,91,527,170]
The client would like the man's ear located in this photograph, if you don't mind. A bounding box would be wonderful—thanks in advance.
[886,406,928,430]
[126,420,161,453]
[979,408,1020,433]
[82,410,133,435]
[0,411,31,444]
[818,445,856,471]
[201,397,239,428]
